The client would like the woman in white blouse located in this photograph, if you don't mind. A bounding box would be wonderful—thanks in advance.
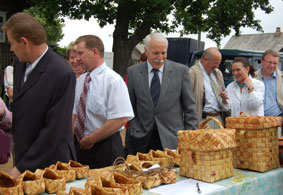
[221,57,265,116]
[4,64,14,104]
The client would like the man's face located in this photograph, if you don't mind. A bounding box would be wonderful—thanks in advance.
[7,30,28,62]
[145,39,167,69]
[204,54,222,74]
[261,54,279,76]
[76,41,94,72]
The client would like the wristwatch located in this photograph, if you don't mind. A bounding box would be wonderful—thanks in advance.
[248,87,254,90]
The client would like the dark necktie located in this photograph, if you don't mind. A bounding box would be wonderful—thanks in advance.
[74,73,91,141]
[20,63,31,89]
[150,68,161,107]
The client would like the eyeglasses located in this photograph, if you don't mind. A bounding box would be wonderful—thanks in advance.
[263,59,278,66]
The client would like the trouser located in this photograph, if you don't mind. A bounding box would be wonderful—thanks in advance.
[146,123,163,153]
[75,132,124,169]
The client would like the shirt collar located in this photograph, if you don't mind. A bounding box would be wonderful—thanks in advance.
[261,69,277,79]
[89,63,107,80]
[30,46,48,69]
[199,61,210,76]
[147,60,164,74]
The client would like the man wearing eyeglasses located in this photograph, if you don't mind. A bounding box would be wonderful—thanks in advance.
[255,49,283,136]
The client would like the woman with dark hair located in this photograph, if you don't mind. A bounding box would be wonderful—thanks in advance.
[221,57,265,116]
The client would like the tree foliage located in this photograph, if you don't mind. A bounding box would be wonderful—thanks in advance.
[24,6,64,51]
[30,0,274,77]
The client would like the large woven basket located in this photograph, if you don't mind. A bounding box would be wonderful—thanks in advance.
[178,117,236,183]
[226,113,282,172]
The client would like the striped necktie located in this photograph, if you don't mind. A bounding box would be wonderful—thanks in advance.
[74,73,91,141]
[150,68,161,107]
[209,74,222,108]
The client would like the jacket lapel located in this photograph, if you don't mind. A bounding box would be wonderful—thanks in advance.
[156,60,173,109]
[13,49,49,101]
[139,62,154,107]
[277,69,283,110]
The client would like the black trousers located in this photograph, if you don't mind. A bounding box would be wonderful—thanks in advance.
[146,123,163,153]
[75,132,124,169]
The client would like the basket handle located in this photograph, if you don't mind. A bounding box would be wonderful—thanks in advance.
[199,117,224,129]
[240,112,250,117]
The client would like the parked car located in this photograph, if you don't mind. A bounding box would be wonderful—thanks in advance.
[189,49,283,86]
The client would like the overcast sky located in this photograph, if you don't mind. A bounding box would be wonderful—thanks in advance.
[59,0,283,52]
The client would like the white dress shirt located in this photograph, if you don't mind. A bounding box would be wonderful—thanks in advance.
[73,63,134,135]
[225,77,265,116]
[24,46,49,82]
[147,61,164,87]
[200,63,222,113]
[4,66,13,95]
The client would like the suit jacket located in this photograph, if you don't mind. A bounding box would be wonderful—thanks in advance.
[13,47,77,172]
[126,60,198,154]
[255,68,283,110]
[189,62,225,123]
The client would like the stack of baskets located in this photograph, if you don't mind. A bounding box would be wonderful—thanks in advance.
[226,113,282,172]
[178,117,236,182]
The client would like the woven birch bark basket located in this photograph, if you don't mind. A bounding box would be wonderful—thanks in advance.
[178,117,236,183]
[226,112,282,172]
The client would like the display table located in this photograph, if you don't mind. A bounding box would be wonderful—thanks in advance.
[43,167,283,194]
[145,167,283,195]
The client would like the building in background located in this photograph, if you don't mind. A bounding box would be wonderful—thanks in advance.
[224,27,283,52]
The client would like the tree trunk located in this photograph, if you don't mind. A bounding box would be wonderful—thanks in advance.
[112,2,152,79]
[112,39,134,80]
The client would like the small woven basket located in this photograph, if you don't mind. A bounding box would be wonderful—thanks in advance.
[178,117,236,182]
[226,112,282,172]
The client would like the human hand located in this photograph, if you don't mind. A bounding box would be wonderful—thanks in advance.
[243,77,253,89]
[10,167,21,179]
[219,91,229,104]
[80,134,94,150]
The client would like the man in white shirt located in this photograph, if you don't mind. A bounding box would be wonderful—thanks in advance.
[189,48,228,127]
[73,35,134,168]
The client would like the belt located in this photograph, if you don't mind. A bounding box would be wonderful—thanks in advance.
[203,112,220,118]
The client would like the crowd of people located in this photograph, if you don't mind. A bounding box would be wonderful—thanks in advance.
[0,12,282,178]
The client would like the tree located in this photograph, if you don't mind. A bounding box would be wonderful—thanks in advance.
[24,6,65,57]
[32,0,273,78]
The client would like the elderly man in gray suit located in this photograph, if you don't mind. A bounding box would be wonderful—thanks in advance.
[125,32,198,155]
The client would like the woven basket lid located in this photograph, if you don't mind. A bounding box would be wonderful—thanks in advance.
[226,112,282,129]
[178,117,236,151]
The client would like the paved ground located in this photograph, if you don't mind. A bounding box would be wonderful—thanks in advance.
[0,155,13,173]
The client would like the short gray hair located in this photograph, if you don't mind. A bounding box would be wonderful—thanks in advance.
[144,32,168,50]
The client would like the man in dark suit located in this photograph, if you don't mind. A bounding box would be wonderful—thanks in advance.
[2,12,76,178]
[125,32,198,154]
